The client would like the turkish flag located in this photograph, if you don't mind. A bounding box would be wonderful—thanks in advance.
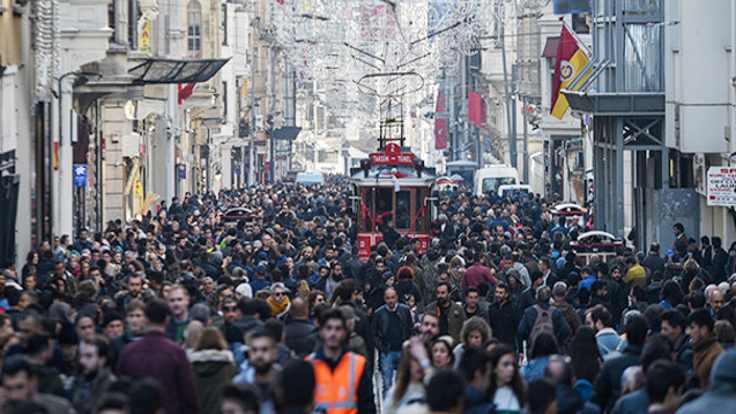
[468,91,485,127]
[177,83,196,105]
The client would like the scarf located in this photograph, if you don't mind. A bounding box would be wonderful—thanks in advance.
[267,296,291,317]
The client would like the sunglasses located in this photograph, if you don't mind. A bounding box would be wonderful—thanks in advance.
[223,305,238,312]
[273,292,285,297]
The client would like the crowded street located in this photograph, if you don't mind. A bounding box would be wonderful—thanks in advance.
[3,0,736,414]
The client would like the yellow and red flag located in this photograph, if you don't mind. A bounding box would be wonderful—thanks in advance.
[551,25,592,119]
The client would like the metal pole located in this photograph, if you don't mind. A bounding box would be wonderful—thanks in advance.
[249,47,256,186]
[449,67,456,161]
[500,13,517,168]
[522,96,529,183]
[269,48,276,183]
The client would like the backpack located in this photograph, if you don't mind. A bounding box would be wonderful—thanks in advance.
[529,305,555,350]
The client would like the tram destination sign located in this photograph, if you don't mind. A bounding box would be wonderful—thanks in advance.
[707,167,736,206]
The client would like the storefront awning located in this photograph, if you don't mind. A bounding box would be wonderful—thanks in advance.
[128,58,230,85]
[272,127,302,141]
[542,37,560,58]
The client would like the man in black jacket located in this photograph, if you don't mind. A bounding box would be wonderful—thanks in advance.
[488,281,519,348]
[372,287,412,393]
[283,298,316,357]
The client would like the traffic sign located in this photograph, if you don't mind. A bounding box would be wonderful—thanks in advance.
[73,164,87,188]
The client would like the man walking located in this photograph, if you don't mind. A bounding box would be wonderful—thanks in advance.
[307,308,375,414]
[373,287,412,393]
[118,298,199,414]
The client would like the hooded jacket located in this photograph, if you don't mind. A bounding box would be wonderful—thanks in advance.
[189,349,236,414]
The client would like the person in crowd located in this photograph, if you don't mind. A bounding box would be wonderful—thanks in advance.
[522,331,558,382]
[373,286,413,393]
[488,344,525,414]
[459,346,494,414]
[592,311,648,411]
[424,282,466,342]
[488,281,519,347]
[307,308,375,413]
[463,287,489,320]
[587,305,621,359]
[233,327,280,413]
[430,336,454,369]
[452,316,491,368]
[426,369,466,414]
[1,355,75,414]
[221,383,261,414]
[273,360,316,414]
[71,335,116,414]
[677,350,736,414]
[687,308,723,388]
[117,298,199,414]
[518,286,571,349]
[383,346,427,414]
[188,327,236,414]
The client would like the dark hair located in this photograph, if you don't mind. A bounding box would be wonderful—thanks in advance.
[317,308,346,329]
[238,298,260,316]
[624,313,649,347]
[3,401,49,414]
[263,318,284,343]
[688,291,706,309]
[646,360,685,403]
[569,326,600,382]
[527,378,557,414]
[687,308,714,332]
[464,287,480,297]
[25,333,51,357]
[245,327,275,347]
[661,280,683,306]
[144,298,170,325]
[84,335,111,361]
[661,309,686,330]
[1,355,33,380]
[590,305,613,328]
[640,334,673,372]
[488,344,525,404]
[458,347,490,382]
[276,360,315,409]
[435,282,451,293]
[530,332,558,359]
[222,384,261,413]
[426,369,466,412]
[94,392,129,413]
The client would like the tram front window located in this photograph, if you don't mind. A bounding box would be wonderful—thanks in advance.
[376,188,393,225]
[396,191,410,229]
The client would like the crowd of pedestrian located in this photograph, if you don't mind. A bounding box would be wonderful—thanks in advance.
[1,176,736,414]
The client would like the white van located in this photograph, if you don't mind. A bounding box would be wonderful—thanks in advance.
[474,165,520,197]
[295,171,324,186]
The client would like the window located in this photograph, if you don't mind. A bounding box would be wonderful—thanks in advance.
[396,191,411,229]
[222,81,228,119]
[623,24,663,92]
[128,0,140,50]
[187,0,202,56]
[221,3,228,46]
[623,0,662,16]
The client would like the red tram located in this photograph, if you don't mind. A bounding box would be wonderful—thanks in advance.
[350,143,436,260]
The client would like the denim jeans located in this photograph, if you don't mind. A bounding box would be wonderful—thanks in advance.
[380,350,402,393]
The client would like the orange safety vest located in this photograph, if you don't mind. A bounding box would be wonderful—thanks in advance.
[306,351,367,414]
